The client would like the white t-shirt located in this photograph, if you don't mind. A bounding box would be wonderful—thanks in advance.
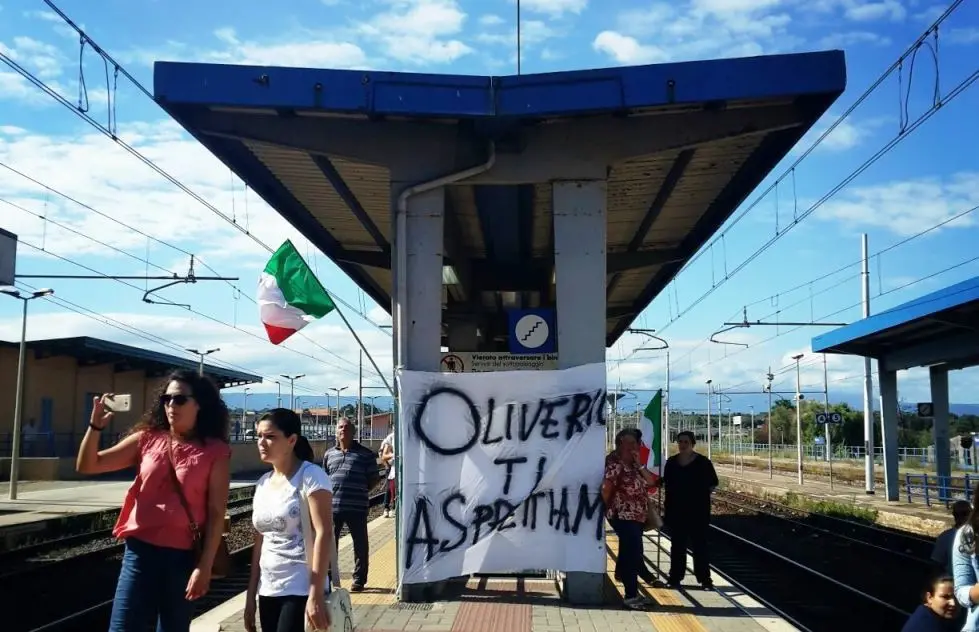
[252,462,332,597]
[381,432,396,480]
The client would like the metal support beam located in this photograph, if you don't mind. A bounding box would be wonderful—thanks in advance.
[311,154,390,251]
[877,364,900,501]
[930,365,952,482]
[881,332,979,372]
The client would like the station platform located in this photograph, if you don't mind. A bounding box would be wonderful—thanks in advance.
[717,463,952,536]
[0,478,256,533]
[196,515,794,632]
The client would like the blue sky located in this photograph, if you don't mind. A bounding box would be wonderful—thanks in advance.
[0,0,977,413]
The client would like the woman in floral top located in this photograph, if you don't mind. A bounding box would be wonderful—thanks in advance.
[602,428,659,610]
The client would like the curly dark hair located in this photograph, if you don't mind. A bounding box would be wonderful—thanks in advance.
[131,369,230,442]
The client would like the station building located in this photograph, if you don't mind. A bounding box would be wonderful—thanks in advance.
[0,335,262,478]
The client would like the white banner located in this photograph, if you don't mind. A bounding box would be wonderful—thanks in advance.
[397,363,608,585]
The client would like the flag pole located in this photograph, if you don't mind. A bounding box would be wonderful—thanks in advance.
[327,294,394,396]
[657,352,669,584]
[282,240,394,397]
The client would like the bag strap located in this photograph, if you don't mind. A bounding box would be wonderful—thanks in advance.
[297,462,340,589]
[166,436,200,537]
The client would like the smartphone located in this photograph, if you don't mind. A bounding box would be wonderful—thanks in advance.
[103,394,132,413]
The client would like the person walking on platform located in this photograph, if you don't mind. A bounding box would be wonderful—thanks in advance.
[657,430,718,590]
[380,430,396,518]
[245,409,334,632]
[323,418,379,592]
[603,428,660,610]
[76,370,232,632]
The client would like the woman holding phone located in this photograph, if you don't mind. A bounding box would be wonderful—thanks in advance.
[76,370,232,632]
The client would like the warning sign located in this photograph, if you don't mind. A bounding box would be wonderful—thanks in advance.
[439,352,558,373]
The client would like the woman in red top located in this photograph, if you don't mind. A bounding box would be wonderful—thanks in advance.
[76,369,232,632]
[602,428,659,610]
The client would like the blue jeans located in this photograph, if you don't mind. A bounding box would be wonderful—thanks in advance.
[610,518,644,599]
[109,537,196,632]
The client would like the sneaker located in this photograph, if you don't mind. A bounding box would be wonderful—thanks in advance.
[699,580,715,591]
[351,583,365,592]
[384,510,390,518]
[622,596,647,610]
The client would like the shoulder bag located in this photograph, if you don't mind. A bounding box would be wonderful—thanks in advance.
[166,437,231,579]
[298,463,354,632]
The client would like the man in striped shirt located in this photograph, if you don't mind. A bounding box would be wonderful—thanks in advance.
[323,418,379,591]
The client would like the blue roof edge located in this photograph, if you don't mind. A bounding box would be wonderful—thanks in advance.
[153,50,846,118]
[812,276,979,354]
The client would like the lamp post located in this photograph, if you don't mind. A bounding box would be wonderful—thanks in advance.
[242,387,250,437]
[765,367,774,479]
[186,347,219,376]
[280,374,304,410]
[329,387,348,433]
[792,353,805,485]
[2,287,54,501]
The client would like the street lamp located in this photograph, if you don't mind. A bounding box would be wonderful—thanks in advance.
[280,374,305,410]
[2,287,54,500]
[792,353,805,485]
[242,387,250,436]
[329,387,348,433]
[765,367,774,479]
[186,347,219,376]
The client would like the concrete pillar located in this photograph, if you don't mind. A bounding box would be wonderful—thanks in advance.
[930,365,952,482]
[553,180,607,605]
[877,364,900,501]
[393,186,445,601]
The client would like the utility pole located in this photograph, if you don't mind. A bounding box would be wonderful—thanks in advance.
[861,233,875,495]
[2,287,54,500]
[766,367,774,479]
[749,405,755,456]
[242,387,250,432]
[186,347,219,376]
[357,351,364,441]
[706,379,713,458]
[281,374,305,410]
[823,353,834,489]
[792,354,804,485]
[276,381,282,408]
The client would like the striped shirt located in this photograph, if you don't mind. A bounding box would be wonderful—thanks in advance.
[323,441,377,513]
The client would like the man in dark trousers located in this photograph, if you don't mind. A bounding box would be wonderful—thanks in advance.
[323,418,379,591]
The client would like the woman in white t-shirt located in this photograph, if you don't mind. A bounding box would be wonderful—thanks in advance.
[380,431,396,518]
[245,408,333,632]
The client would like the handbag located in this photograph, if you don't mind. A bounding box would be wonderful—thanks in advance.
[166,437,231,579]
[297,463,354,632]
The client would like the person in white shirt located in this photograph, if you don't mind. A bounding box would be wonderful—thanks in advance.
[380,431,396,518]
[245,408,334,632]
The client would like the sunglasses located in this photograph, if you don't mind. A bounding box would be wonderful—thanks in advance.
[161,394,193,407]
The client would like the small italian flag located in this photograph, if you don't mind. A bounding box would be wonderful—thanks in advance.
[257,240,336,345]
[638,389,663,472]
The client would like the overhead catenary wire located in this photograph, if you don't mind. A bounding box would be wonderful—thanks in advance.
[616,254,979,393]
[0,160,381,374]
[11,237,386,387]
[0,43,390,338]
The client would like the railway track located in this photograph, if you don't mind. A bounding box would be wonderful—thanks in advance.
[663,489,934,631]
[700,525,911,632]
[18,487,387,632]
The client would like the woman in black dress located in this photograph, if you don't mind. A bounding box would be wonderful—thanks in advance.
[656,431,718,589]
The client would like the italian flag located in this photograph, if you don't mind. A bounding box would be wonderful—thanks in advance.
[257,240,336,345]
[638,389,663,473]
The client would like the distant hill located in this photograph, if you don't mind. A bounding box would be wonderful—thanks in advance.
[222,390,979,417]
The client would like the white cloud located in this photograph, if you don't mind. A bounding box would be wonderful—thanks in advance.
[479,14,505,27]
[843,0,906,22]
[594,2,795,65]
[592,31,668,65]
[818,31,891,48]
[947,28,979,45]
[358,0,473,65]
[478,20,555,48]
[791,113,887,155]
[815,172,979,236]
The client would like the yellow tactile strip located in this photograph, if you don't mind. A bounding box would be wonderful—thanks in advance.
[348,538,398,606]
[648,613,709,632]
[606,533,682,607]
